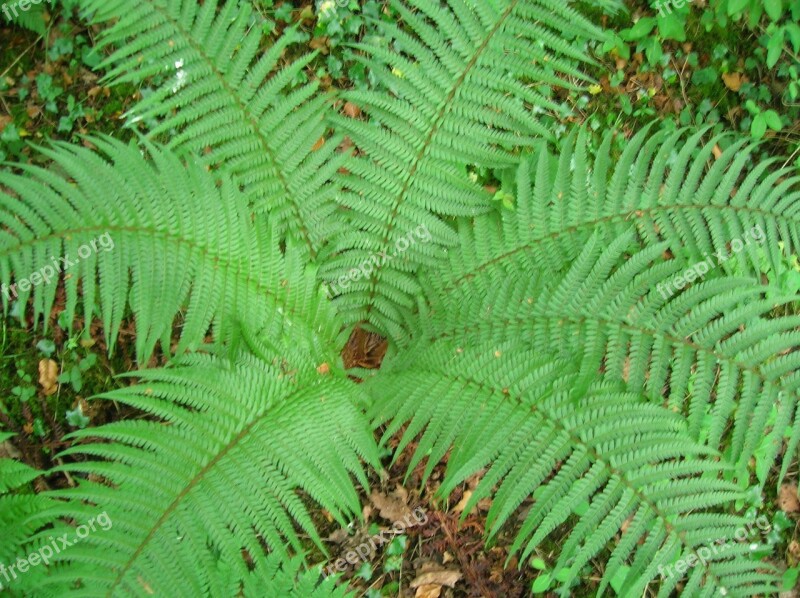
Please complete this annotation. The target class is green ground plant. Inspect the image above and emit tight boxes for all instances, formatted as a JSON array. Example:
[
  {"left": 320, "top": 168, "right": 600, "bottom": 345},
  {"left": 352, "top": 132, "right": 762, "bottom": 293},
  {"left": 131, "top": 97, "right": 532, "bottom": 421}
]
[{"left": 1, "top": 0, "right": 799, "bottom": 596}]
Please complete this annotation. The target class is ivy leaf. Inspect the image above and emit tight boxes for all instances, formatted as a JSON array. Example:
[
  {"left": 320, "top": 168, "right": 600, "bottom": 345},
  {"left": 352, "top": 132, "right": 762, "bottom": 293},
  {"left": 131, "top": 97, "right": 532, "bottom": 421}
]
[
  {"left": 642, "top": 37, "right": 663, "bottom": 64},
  {"left": 766, "top": 30, "right": 784, "bottom": 67},
  {"left": 36, "top": 340, "right": 56, "bottom": 357},
  {"left": 657, "top": 12, "right": 686, "bottom": 41},
  {"left": 66, "top": 406, "right": 90, "bottom": 429},
  {"left": 727, "top": 0, "right": 750, "bottom": 15},
  {"left": 763, "top": 0, "right": 783, "bottom": 21},
  {"left": 786, "top": 23, "right": 800, "bottom": 52},
  {"left": 763, "top": 109, "right": 783, "bottom": 131},
  {"left": 531, "top": 573, "right": 551, "bottom": 593},
  {"left": 751, "top": 113, "right": 768, "bottom": 139},
  {"left": 621, "top": 17, "right": 656, "bottom": 41},
  {"left": 530, "top": 557, "right": 547, "bottom": 570}
]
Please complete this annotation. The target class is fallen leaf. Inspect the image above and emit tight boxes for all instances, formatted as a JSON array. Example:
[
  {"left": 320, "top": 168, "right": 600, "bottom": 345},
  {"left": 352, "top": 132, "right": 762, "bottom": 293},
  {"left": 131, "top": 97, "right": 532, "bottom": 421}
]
[
  {"left": 415, "top": 585, "right": 441, "bottom": 598},
  {"left": 453, "top": 490, "right": 472, "bottom": 514},
  {"left": 0, "top": 440, "right": 22, "bottom": 460},
  {"left": 309, "top": 37, "right": 330, "bottom": 54},
  {"left": 0, "top": 115, "right": 12, "bottom": 133},
  {"left": 343, "top": 102, "right": 361, "bottom": 118},
  {"left": 410, "top": 566, "right": 462, "bottom": 589},
  {"left": 779, "top": 484, "right": 800, "bottom": 513},
  {"left": 370, "top": 486, "right": 412, "bottom": 522},
  {"left": 722, "top": 72, "right": 742, "bottom": 92},
  {"left": 325, "top": 527, "right": 351, "bottom": 544},
  {"left": 311, "top": 136, "right": 325, "bottom": 151},
  {"left": 789, "top": 540, "right": 800, "bottom": 560},
  {"left": 316, "top": 363, "right": 330, "bottom": 375},
  {"left": 38, "top": 359, "right": 58, "bottom": 396}
]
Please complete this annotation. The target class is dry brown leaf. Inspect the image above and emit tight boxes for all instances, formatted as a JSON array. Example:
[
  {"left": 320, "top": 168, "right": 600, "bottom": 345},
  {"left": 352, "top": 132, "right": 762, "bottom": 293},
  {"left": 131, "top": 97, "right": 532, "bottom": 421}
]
[
  {"left": 712, "top": 144, "right": 723, "bottom": 160},
  {"left": 0, "top": 440, "right": 22, "bottom": 460},
  {"left": 38, "top": 359, "right": 58, "bottom": 396},
  {"left": 370, "top": 486, "right": 412, "bottom": 522},
  {"left": 309, "top": 37, "right": 330, "bottom": 54},
  {"left": 325, "top": 527, "right": 350, "bottom": 544},
  {"left": 0, "top": 115, "right": 11, "bottom": 134},
  {"left": 789, "top": 540, "right": 800, "bottom": 560},
  {"left": 410, "top": 567, "right": 462, "bottom": 589},
  {"left": 316, "top": 362, "right": 330, "bottom": 375},
  {"left": 722, "top": 72, "right": 742, "bottom": 92},
  {"left": 453, "top": 490, "right": 472, "bottom": 514},
  {"left": 415, "top": 585, "right": 442, "bottom": 598},
  {"left": 779, "top": 484, "right": 800, "bottom": 513},
  {"left": 343, "top": 102, "right": 361, "bottom": 118},
  {"left": 311, "top": 136, "right": 325, "bottom": 151}
]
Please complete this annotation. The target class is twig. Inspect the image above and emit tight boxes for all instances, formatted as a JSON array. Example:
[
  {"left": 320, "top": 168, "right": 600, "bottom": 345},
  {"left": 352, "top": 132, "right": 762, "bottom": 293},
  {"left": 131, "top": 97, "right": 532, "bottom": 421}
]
[{"left": 0, "top": 34, "right": 43, "bottom": 80}]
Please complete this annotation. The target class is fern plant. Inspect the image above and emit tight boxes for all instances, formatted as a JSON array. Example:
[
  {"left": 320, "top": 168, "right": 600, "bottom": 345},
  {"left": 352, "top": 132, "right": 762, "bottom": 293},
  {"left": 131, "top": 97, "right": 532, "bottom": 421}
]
[{"left": 1, "top": 0, "right": 798, "bottom": 596}]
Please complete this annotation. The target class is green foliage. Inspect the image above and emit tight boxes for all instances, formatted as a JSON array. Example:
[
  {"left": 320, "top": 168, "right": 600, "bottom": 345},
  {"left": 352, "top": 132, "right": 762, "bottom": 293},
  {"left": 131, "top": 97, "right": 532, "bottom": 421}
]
[
  {"left": 0, "top": 0, "right": 798, "bottom": 596},
  {"left": 25, "top": 329, "right": 378, "bottom": 595},
  {"left": 78, "top": 0, "right": 348, "bottom": 256},
  {"left": 599, "top": 0, "right": 800, "bottom": 156},
  {"left": 0, "top": 431, "right": 53, "bottom": 568},
  {"left": 321, "top": 0, "right": 606, "bottom": 338}
]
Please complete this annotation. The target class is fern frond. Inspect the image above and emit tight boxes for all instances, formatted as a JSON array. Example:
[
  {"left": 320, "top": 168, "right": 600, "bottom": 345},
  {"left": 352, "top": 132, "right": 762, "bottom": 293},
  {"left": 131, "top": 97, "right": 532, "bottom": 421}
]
[
  {"left": 0, "top": 138, "right": 343, "bottom": 363},
  {"left": 77, "top": 0, "right": 345, "bottom": 255},
  {"left": 441, "top": 126, "right": 800, "bottom": 282},
  {"left": 237, "top": 554, "right": 354, "bottom": 598},
  {"left": 321, "top": 0, "right": 605, "bottom": 339},
  {"left": 25, "top": 332, "right": 378, "bottom": 596},
  {"left": 418, "top": 228, "right": 800, "bottom": 478},
  {"left": 369, "top": 342, "right": 778, "bottom": 596},
  {"left": 0, "top": 432, "right": 53, "bottom": 570}
]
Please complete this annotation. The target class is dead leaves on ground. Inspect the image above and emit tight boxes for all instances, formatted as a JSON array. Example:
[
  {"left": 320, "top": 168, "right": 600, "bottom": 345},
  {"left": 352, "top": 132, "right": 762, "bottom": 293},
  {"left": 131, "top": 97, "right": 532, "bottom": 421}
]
[
  {"left": 38, "top": 359, "right": 58, "bottom": 396},
  {"left": 779, "top": 483, "right": 800, "bottom": 513},
  {"left": 411, "top": 561, "right": 463, "bottom": 598}
]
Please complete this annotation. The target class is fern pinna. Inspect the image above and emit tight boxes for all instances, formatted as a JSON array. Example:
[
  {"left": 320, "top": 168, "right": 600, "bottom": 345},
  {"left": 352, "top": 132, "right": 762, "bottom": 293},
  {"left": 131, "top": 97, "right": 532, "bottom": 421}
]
[{"left": 0, "top": 0, "right": 797, "bottom": 596}]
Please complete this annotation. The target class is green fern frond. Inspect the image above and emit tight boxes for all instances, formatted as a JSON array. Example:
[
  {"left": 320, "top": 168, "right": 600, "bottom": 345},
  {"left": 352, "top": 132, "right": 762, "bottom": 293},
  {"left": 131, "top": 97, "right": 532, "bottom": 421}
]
[
  {"left": 237, "top": 554, "right": 354, "bottom": 598},
  {"left": 369, "top": 342, "right": 778, "bottom": 596},
  {"left": 23, "top": 333, "right": 378, "bottom": 596},
  {"left": 417, "top": 227, "right": 800, "bottom": 477},
  {"left": 440, "top": 126, "right": 800, "bottom": 283},
  {"left": 321, "top": 0, "right": 605, "bottom": 339},
  {"left": 0, "top": 432, "right": 54, "bottom": 571},
  {"left": 0, "top": 138, "right": 343, "bottom": 363},
  {"left": 77, "top": 0, "right": 345, "bottom": 255}
]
